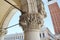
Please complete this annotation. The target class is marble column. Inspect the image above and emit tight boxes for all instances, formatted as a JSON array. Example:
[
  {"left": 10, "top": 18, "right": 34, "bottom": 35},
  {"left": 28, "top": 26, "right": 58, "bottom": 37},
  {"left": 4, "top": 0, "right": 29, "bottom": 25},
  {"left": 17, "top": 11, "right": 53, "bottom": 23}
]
[
  {"left": 19, "top": 13, "right": 46, "bottom": 40},
  {"left": 19, "top": 0, "right": 46, "bottom": 40}
]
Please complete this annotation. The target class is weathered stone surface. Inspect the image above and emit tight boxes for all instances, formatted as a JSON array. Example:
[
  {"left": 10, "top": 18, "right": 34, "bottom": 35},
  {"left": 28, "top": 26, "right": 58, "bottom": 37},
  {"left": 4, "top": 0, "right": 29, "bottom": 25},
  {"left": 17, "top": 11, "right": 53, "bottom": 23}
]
[
  {"left": 19, "top": 13, "right": 44, "bottom": 30},
  {"left": 20, "top": 0, "right": 28, "bottom": 12},
  {"left": 19, "top": 0, "right": 46, "bottom": 30},
  {"left": 20, "top": 0, "right": 46, "bottom": 18}
]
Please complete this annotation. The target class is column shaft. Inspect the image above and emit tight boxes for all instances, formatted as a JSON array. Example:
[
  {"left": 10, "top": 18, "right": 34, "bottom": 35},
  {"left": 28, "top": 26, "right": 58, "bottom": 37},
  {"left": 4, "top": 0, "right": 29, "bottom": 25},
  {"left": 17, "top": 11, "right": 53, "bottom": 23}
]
[{"left": 24, "top": 29, "right": 40, "bottom": 40}]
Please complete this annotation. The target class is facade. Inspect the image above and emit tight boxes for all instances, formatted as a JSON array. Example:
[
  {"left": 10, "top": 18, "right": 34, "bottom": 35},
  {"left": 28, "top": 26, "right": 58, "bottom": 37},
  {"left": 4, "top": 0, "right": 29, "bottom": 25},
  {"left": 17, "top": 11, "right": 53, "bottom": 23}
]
[
  {"left": 55, "top": 34, "right": 60, "bottom": 40},
  {"left": 47, "top": 0, "right": 60, "bottom": 34},
  {"left": 4, "top": 33, "right": 24, "bottom": 40},
  {"left": 40, "top": 27, "right": 56, "bottom": 40}
]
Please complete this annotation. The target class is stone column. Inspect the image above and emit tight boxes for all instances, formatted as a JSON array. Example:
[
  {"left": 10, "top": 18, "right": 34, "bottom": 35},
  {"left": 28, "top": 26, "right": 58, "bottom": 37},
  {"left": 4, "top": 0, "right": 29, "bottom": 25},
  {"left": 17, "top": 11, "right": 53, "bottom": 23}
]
[
  {"left": 19, "top": 12, "right": 45, "bottom": 40},
  {"left": 19, "top": 0, "right": 46, "bottom": 40},
  {"left": 0, "top": 28, "right": 7, "bottom": 40}
]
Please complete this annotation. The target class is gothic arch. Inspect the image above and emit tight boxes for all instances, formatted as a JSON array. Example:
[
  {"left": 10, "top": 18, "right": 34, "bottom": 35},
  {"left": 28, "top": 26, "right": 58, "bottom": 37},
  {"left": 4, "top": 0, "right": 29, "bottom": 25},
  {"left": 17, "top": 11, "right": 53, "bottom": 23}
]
[{"left": 2, "top": 7, "right": 20, "bottom": 30}]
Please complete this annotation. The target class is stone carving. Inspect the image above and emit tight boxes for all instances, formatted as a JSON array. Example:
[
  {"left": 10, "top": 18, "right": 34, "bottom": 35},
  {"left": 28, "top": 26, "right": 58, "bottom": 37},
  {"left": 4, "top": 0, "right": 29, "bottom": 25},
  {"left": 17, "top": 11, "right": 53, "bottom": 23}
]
[
  {"left": 37, "top": 0, "right": 46, "bottom": 18},
  {"left": 19, "top": 13, "right": 44, "bottom": 30},
  {"left": 20, "top": 0, "right": 46, "bottom": 17},
  {"left": 19, "top": 0, "right": 46, "bottom": 31}
]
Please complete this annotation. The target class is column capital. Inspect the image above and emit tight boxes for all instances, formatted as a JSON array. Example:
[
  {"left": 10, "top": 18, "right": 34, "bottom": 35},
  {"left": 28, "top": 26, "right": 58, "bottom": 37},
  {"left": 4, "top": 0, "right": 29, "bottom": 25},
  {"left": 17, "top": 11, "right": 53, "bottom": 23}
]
[
  {"left": 19, "top": 13, "right": 44, "bottom": 30},
  {"left": 19, "top": 0, "right": 46, "bottom": 31}
]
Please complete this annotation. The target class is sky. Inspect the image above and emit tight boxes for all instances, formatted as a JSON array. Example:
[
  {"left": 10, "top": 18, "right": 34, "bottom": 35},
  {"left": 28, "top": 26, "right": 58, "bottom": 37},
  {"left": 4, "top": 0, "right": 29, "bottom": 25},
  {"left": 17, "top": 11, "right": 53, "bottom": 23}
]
[
  {"left": 7, "top": 0, "right": 60, "bottom": 35},
  {"left": 7, "top": 10, "right": 23, "bottom": 34}
]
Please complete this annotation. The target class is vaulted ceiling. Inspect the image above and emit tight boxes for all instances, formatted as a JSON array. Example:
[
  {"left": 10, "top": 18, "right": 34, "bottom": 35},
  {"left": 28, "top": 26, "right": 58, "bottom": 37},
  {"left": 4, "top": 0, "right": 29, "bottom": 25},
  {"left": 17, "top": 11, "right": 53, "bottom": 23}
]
[{"left": 0, "top": 0, "right": 21, "bottom": 27}]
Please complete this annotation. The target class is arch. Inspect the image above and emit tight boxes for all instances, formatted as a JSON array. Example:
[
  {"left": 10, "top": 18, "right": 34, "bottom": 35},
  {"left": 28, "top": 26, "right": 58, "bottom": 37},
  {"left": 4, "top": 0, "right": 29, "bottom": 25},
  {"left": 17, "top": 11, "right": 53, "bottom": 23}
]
[
  {"left": 2, "top": 7, "right": 22, "bottom": 33},
  {"left": 2, "top": 8, "right": 16, "bottom": 28}
]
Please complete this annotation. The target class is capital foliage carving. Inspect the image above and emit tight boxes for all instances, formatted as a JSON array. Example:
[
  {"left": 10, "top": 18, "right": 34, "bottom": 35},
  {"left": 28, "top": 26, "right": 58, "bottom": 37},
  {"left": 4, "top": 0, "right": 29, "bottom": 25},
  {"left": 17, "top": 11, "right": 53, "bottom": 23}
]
[{"left": 19, "top": 13, "right": 45, "bottom": 30}]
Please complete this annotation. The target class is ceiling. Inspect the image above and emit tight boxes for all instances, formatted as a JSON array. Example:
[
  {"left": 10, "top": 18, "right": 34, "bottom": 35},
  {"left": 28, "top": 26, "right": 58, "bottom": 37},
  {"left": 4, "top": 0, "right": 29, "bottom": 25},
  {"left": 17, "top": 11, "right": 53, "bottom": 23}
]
[{"left": 0, "top": 0, "right": 21, "bottom": 27}]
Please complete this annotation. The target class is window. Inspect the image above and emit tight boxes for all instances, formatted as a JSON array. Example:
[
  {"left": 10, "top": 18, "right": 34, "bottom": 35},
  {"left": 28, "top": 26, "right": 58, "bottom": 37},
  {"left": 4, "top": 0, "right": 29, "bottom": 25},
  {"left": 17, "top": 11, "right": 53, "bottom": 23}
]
[
  {"left": 43, "top": 33, "right": 45, "bottom": 38},
  {"left": 40, "top": 33, "right": 45, "bottom": 38},
  {"left": 40, "top": 33, "right": 41, "bottom": 38},
  {"left": 48, "top": 0, "right": 52, "bottom": 2},
  {"left": 57, "top": 39, "right": 60, "bottom": 40},
  {"left": 49, "top": 39, "right": 51, "bottom": 40}
]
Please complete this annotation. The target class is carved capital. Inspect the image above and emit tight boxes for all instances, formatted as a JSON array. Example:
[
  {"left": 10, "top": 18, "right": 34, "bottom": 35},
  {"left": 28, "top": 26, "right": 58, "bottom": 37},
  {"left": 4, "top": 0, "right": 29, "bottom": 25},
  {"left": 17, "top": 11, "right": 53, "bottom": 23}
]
[{"left": 19, "top": 13, "right": 44, "bottom": 30}]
